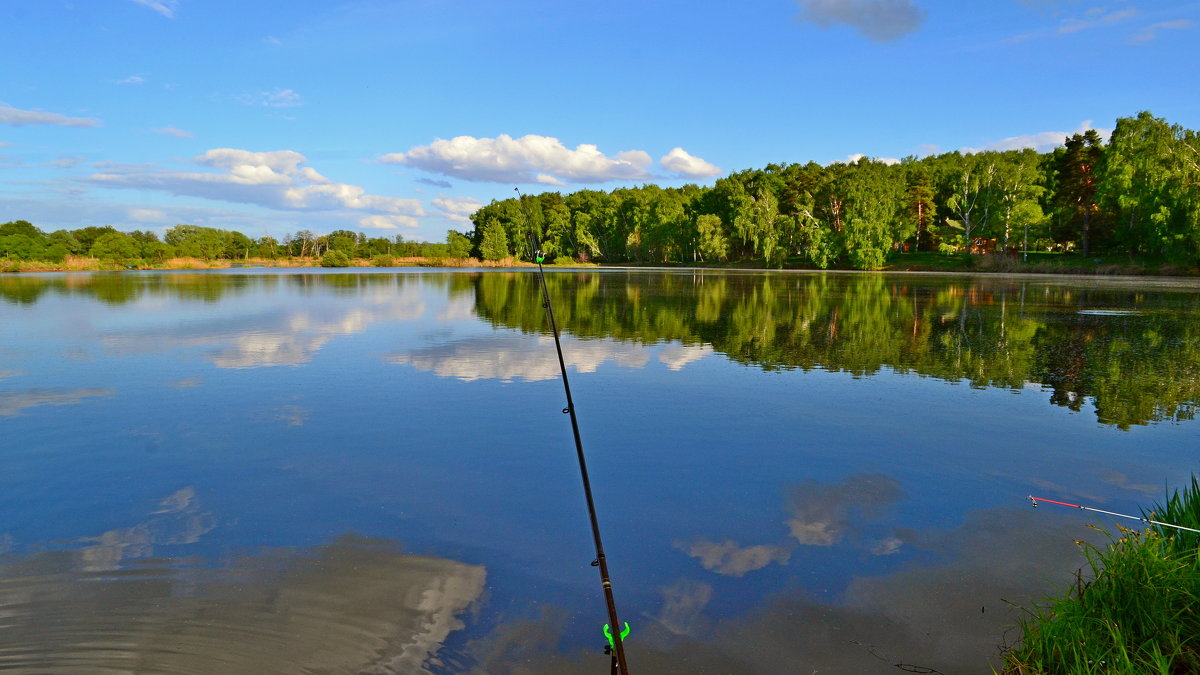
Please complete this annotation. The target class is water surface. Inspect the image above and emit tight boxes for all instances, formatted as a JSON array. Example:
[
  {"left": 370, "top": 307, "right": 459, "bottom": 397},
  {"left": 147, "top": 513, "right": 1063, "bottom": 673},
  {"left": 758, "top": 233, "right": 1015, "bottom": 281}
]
[{"left": 1, "top": 269, "right": 1198, "bottom": 673}]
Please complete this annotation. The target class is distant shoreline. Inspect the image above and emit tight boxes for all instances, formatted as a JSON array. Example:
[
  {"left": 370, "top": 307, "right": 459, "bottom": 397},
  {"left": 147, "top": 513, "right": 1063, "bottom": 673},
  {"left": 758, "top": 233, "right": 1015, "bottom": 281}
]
[{"left": 3, "top": 253, "right": 1197, "bottom": 278}]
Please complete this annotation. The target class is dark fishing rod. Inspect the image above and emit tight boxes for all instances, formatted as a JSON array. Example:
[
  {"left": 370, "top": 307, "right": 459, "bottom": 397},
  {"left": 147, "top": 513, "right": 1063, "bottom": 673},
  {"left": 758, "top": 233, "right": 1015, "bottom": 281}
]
[{"left": 516, "top": 187, "right": 630, "bottom": 674}]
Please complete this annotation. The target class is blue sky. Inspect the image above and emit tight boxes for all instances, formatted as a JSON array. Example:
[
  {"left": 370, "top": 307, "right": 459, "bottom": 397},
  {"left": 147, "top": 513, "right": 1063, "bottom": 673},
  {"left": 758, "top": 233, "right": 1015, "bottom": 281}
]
[{"left": 1, "top": 0, "right": 1197, "bottom": 242}]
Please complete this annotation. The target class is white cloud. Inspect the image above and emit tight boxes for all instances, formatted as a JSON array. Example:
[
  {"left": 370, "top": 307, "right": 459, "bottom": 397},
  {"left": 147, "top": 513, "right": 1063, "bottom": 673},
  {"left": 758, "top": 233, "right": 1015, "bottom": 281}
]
[
  {"left": 961, "top": 120, "right": 1113, "bottom": 153},
  {"left": 382, "top": 134, "right": 657, "bottom": 184},
  {"left": 84, "top": 148, "right": 425, "bottom": 221},
  {"left": 116, "top": 75, "right": 146, "bottom": 85},
  {"left": 1130, "top": 18, "right": 1194, "bottom": 44},
  {"left": 238, "top": 88, "right": 303, "bottom": 108},
  {"left": 1058, "top": 7, "right": 1138, "bottom": 34},
  {"left": 129, "top": 208, "right": 167, "bottom": 223},
  {"left": 1008, "top": 4, "right": 1148, "bottom": 43},
  {"left": 45, "top": 156, "right": 87, "bottom": 169},
  {"left": 359, "top": 215, "right": 418, "bottom": 229},
  {"left": 432, "top": 196, "right": 484, "bottom": 223},
  {"left": 264, "top": 35, "right": 283, "bottom": 46},
  {"left": 0, "top": 105, "right": 100, "bottom": 128},
  {"left": 796, "top": 0, "right": 926, "bottom": 43},
  {"left": 844, "top": 153, "right": 900, "bottom": 165},
  {"left": 660, "top": 147, "right": 722, "bottom": 178},
  {"left": 155, "top": 125, "right": 192, "bottom": 138},
  {"left": 0, "top": 193, "right": 282, "bottom": 235},
  {"left": 197, "top": 149, "right": 326, "bottom": 183},
  {"left": 616, "top": 149, "right": 653, "bottom": 167},
  {"left": 131, "top": 0, "right": 178, "bottom": 18}
]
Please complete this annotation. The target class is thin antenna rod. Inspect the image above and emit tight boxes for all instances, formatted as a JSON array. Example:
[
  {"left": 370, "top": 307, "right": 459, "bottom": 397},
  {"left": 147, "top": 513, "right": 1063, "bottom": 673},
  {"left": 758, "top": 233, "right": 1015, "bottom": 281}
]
[
  {"left": 1029, "top": 495, "right": 1200, "bottom": 534},
  {"left": 516, "top": 187, "right": 630, "bottom": 674}
]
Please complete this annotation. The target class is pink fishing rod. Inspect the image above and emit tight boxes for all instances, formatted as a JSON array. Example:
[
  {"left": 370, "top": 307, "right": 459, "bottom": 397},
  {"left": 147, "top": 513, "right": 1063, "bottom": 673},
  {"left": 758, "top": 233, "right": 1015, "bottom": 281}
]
[{"left": 1029, "top": 495, "right": 1200, "bottom": 534}]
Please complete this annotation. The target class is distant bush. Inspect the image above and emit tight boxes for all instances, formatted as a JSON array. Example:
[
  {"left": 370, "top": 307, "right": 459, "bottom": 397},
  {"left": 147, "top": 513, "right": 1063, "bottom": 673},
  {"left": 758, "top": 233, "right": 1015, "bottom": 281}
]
[
  {"left": 43, "top": 244, "right": 69, "bottom": 263},
  {"left": 1096, "top": 263, "right": 1145, "bottom": 276},
  {"left": 480, "top": 221, "right": 510, "bottom": 261},
  {"left": 89, "top": 232, "right": 140, "bottom": 261},
  {"left": 553, "top": 256, "right": 575, "bottom": 266},
  {"left": 321, "top": 250, "right": 351, "bottom": 267},
  {"left": 973, "top": 253, "right": 1020, "bottom": 272},
  {"left": 372, "top": 254, "right": 395, "bottom": 267}
]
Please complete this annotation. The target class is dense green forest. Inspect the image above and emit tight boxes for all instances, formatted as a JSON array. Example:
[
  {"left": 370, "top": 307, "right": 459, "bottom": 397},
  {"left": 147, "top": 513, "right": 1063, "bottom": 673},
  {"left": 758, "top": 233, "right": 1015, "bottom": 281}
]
[
  {"left": 2, "top": 111, "right": 1196, "bottom": 271},
  {"left": 470, "top": 111, "right": 1200, "bottom": 268},
  {"left": 0, "top": 219, "right": 469, "bottom": 267},
  {"left": 2, "top": 270, "right": 1195, "bottom": 429}
]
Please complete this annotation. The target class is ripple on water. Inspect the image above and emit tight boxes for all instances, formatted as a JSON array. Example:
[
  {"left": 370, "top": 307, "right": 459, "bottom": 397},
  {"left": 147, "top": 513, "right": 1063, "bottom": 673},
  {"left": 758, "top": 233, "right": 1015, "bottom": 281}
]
[{"left": 0, "top": 536, "right": 486, "bottom": 674}]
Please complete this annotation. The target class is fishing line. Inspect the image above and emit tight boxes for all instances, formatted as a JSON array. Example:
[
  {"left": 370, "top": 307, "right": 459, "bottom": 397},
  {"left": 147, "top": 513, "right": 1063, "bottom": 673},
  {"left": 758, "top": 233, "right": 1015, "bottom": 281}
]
[
  {"left": 516, "top": 188, "right": 631, "bottom": 674},
  {"left": 1028, "top": 495, "right": 1200, "bottom": 534}
]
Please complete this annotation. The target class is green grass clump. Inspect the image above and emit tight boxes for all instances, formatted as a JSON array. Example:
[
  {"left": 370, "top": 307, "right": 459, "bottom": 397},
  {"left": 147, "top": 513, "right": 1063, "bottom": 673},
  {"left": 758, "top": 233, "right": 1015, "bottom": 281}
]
[{"left": 1003, "top": 478, "right": 1200, "bottom": 674}]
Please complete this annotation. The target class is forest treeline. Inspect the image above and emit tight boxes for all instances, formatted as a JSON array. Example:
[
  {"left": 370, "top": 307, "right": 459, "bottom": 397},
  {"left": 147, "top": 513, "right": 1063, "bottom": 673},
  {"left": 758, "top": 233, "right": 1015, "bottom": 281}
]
[
  {"left": 2, "top": 111, "right": 1196, "bottom": 271},
  {"left": 0, "top": 221, "right": 474, "bottom": 267},
  {"left": 469, "top": 111, "right": 1200, "bottom": 268},
  {"left": 3, "top": 270, "right": 1195, "bottom": 429}
]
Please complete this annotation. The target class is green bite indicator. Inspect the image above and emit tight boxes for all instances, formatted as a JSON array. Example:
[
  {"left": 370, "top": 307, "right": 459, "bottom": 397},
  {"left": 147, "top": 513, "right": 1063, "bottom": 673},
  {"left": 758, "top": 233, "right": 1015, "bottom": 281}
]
[{"left": 603, "top": 622, "right": 631, "bottom": 650}]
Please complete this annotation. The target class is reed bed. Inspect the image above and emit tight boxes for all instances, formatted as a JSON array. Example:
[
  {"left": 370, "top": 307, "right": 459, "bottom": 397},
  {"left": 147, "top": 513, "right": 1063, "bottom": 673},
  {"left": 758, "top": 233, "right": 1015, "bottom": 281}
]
[{"left": 1003, "top": 477, "right": 1200, "bottom": 674}]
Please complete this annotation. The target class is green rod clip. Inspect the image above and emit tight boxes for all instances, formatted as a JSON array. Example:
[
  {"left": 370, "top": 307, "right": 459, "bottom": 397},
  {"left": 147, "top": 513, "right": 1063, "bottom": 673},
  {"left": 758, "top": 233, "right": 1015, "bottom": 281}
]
[{"left": 603, "top": 622, "right": 631, "bottom": 650}]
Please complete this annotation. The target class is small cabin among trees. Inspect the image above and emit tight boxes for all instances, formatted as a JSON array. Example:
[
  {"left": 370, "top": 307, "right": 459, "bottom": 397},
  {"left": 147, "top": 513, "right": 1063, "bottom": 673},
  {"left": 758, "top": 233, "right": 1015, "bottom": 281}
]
[{"left": 969, "top": 238, "right": 998, "bottom": 255}]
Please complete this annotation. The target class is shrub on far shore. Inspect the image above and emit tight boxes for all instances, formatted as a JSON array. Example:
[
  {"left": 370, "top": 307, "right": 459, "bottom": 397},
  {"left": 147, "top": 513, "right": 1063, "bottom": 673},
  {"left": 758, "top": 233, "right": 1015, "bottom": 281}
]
[
  {"left": 372, "top": 254, "right": 394, "bottom": 267},
  {"left": 321, "top": 250, "right": 351, "bottom": 267}
]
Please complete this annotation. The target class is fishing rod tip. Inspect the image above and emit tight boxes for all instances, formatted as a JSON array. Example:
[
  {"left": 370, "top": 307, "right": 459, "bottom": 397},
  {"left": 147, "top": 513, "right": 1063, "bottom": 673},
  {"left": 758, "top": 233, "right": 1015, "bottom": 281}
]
[{"left": 1028, "top": 495, "right": 1038, "bottom": 508}]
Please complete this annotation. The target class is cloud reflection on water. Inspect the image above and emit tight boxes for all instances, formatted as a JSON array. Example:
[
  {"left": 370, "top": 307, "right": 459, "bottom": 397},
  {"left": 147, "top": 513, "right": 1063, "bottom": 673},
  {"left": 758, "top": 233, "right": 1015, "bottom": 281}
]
[
  {"left": 786, "top": 474, "right": 905, "bottom": 547},
  {"left": 99, "top": 290, "right": 426, "bottom": 369},
  {"left": 0, "top": 387, "right": 113, "bottom": 416},
  {"left": 675, "top": 539, "right": 790, "bottom": 577},
  {"left": 657, "top": 343, "right": 713, "bottom": 371},
  {"left": 656, "top": 580, "right": 714, "bottom": 636},
  {"left": 461, "top": 505, "right": 1100, "bottom": 674},
  {"left": 390, "top": 335, "right": 650, "bottom": 382},
  {"left": 69, "top": 487, "right": 216, "bottom": 572},
  {"left": 389, "top": 335, "right": 711, "bottom": 382},
  {"left": 0, "top": 491, "right": 486, "bottom": 674}
]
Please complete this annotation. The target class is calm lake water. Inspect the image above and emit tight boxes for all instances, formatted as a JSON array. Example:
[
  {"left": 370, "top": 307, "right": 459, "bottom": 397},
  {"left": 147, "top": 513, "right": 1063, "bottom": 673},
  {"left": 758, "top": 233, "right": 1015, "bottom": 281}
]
[{"left": 1, "top": 268, "right": 1198, "bottom": 674}]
